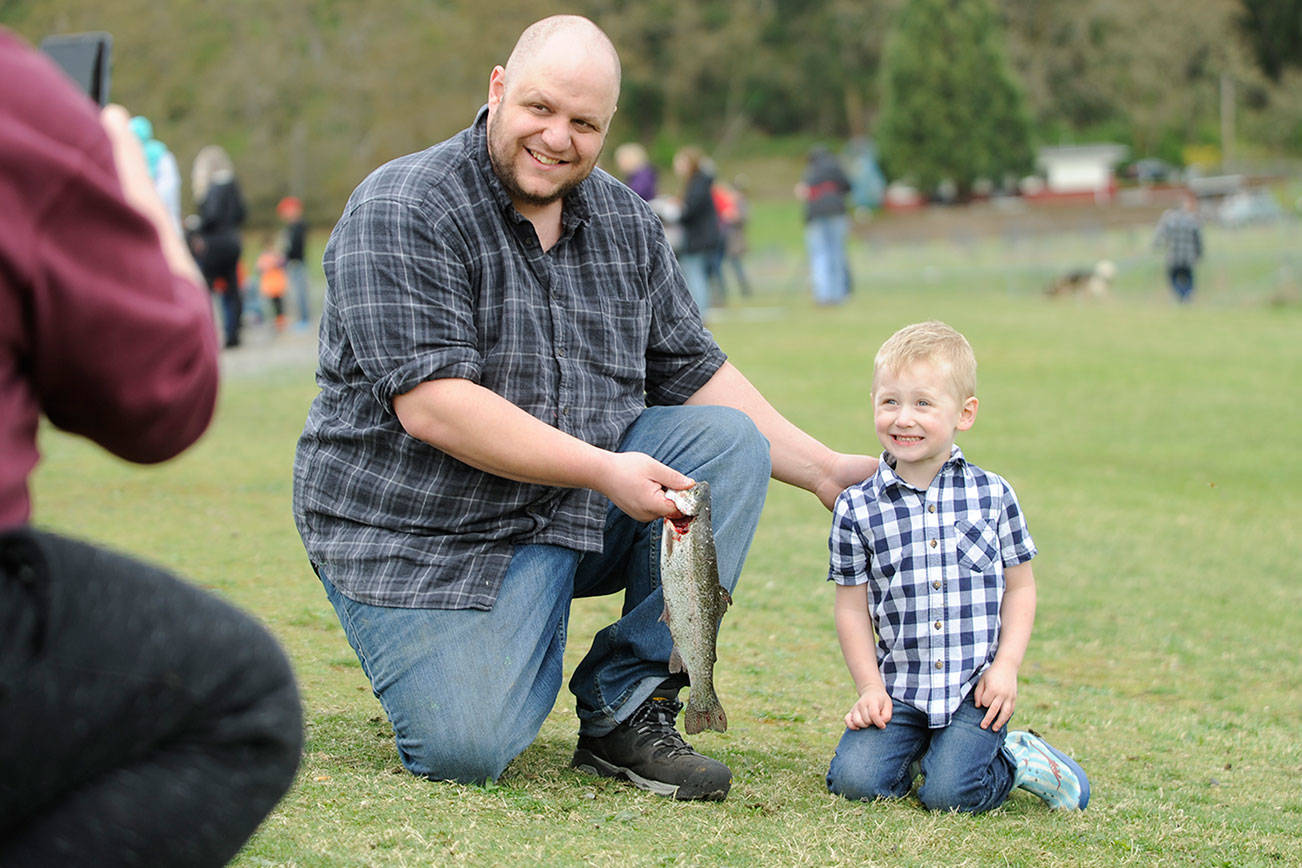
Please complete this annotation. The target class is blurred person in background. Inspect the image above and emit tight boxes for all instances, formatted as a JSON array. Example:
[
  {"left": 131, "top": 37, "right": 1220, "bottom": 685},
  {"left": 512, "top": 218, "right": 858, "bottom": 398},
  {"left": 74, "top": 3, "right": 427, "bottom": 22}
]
[
  {"left": 277, "top": 195, "right": 312, "bottom": 329},
  {"left": 1153, "top": 190, "right": 1203, "bottom": 304},
  {"left": 614, "top": 141, "right": 657, "bottom": 202},
  {"left": 672, "top": 145, "right": 723, "bottom": 315},
  {"left": 711, "top": 176, "right": 751, "bottom": 300},
  {"left": 191, "top": 143, "right": 247, "bottom": 347},
  {"left": 128, "top": 114, "right": 182, "bottom": 236},
  {"left": 796, "top": 145, "right": 852, "bottom": 306}
]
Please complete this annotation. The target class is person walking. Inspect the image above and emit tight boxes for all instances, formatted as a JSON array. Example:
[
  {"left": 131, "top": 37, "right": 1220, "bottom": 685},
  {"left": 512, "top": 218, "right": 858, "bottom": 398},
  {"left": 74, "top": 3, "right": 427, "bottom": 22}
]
[{"left": 1153, "top": 190, "right": 1203, "bottom": 303}]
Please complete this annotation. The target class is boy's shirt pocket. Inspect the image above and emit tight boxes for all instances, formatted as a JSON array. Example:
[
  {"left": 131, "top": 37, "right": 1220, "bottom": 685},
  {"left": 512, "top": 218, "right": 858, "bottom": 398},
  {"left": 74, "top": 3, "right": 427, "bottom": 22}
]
[{"left": 954, "top": 516, "right": 1000, "bottom": 574}]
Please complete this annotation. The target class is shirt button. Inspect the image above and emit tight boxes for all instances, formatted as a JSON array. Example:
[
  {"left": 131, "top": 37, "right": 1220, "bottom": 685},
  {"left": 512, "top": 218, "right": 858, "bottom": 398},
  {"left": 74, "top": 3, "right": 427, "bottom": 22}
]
[
  {"left": 932, "top": 580, "right": 941, "bottom": 589},
  {"left": 929, "top": 539, "right": 937, "bottom": 548},
  {"left": 935, "top": 660, "right": 944, "bottom": 670},
  {"left": 928, "top": 504, "right": 936, "bottom": 513},
  {"left": 934, "top": 620, "right": 942, "bottom": 630}
]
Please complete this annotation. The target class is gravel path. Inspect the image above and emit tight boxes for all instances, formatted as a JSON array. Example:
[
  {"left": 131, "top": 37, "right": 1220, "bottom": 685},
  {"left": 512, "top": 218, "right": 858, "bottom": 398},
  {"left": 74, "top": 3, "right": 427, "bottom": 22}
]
[{"left": 218, "top": 318, "right": 319, "bottom": 380}]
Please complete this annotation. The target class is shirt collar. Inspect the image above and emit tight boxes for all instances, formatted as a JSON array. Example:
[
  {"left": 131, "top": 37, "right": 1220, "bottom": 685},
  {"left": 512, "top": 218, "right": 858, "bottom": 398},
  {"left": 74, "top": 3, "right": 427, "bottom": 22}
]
[
  {"left": 469, "top": 104, "right": 592, "bottom": 234},
  {"left": 877, "top": 444, "right": 967, "bottom": 492}
]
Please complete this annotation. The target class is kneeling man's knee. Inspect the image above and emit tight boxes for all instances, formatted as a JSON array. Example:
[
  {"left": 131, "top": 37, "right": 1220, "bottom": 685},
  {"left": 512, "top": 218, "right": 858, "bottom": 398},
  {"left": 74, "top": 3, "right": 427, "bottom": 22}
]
[
  {"left": 700, "top": 405, "right": 771, "bottom": 481},
  {"left": 397, "top": 729, "right": 517, "bottom": 786}
]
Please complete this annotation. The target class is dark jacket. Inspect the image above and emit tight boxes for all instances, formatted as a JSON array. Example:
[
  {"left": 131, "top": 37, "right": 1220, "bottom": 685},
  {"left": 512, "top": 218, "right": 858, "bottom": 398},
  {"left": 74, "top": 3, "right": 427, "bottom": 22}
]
[
  {"left": 679, "top": 169, "right": 722, "bottom": 254},
  {"left": 801, "top": 148, "right": 851, "bottom": 222},
  {"left": 196, "top": 178, "right": 246, "bottom": 277}
]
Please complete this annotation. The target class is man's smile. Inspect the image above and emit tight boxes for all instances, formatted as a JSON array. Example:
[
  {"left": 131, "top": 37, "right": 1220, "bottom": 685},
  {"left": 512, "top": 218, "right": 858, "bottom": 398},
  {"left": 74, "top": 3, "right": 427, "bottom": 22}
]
[{"left": 527, "top": 147, "right": 566, "bottom": 166}]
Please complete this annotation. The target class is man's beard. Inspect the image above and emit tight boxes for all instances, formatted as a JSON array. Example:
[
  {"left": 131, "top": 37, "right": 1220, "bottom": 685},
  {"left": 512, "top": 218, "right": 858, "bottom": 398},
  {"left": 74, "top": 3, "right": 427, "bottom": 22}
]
[{"left": 487, "top": 122, "right": 595, "bottom": 208}]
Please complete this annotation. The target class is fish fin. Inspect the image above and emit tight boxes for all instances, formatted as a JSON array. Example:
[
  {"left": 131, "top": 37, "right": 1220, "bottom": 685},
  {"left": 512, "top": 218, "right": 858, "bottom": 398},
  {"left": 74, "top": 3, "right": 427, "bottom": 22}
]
[
  {"left": 668, "top": 646, "right": 685, "bottom": 674},
  {"left": 684, "top": 703, "right": 728, "bottom": 735}
]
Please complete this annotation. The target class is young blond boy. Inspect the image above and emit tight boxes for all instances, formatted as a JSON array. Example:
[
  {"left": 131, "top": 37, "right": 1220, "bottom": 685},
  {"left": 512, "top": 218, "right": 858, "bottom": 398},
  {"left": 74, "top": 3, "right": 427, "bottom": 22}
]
[{"left": 825, "top": 321, "right": 1089, "bottom": 812}]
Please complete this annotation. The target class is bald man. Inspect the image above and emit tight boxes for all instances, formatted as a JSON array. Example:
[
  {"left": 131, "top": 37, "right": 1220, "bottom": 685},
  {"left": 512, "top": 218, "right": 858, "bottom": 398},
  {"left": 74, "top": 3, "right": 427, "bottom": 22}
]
[{"left": 294, "top": 15, "right": 875, "bottom": 801}]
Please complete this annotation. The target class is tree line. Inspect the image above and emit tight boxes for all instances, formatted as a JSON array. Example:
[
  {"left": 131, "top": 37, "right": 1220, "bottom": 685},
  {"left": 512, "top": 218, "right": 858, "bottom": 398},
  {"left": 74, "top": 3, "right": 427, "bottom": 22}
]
[{"left": 4, "top": 0, "right": 1300, "bottom": 222}]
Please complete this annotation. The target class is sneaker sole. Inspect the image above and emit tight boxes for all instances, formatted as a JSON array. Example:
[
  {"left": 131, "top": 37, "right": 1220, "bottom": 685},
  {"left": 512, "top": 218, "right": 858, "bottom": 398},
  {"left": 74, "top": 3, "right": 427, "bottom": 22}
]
[{"left": 572, "top": 749, "right": 729, "bottom": 801}]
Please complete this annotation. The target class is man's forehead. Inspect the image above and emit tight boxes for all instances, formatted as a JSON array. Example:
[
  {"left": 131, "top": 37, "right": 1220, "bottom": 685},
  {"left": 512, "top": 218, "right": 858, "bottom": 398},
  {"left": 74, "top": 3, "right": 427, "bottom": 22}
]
[{"left": 505, "top": 61, "right": 617, "bottom": 120}]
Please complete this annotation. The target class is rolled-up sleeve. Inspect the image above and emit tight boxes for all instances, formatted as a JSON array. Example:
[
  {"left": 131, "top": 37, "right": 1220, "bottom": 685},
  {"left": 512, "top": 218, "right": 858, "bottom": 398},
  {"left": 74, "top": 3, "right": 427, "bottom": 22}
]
[{"left": 328, "top": 195, "right": 483, "bottom": 410}]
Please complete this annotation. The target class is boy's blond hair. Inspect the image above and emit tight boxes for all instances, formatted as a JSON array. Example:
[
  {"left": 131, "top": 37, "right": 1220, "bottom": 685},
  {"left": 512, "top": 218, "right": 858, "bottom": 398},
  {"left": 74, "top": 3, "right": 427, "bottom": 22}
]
[{"left": 872, "top": 321, "right": 977, "bottom": 401}]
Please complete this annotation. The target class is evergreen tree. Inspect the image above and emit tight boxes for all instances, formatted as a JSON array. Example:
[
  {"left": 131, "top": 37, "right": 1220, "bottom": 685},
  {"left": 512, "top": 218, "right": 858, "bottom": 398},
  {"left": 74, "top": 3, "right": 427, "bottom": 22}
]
[
  {"left": 876, "top": 0, "right": 1033, "bottom": 196},
  {"left": 1239, "top": 0, "right": 1302, "bottom": 80}
]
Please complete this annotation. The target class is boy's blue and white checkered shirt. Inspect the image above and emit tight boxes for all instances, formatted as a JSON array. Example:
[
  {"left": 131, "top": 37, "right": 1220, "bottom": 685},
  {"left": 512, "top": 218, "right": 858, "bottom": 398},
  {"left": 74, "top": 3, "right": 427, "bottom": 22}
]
[{"left": 828, "top": 445, "right": 1036, "bottom": 728}]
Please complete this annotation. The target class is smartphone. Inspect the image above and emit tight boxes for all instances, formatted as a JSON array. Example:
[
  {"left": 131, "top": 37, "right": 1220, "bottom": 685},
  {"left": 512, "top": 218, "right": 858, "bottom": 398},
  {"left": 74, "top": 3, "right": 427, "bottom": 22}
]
[{"left": 40, "top": 32, "right": 113, "bottom": 106}]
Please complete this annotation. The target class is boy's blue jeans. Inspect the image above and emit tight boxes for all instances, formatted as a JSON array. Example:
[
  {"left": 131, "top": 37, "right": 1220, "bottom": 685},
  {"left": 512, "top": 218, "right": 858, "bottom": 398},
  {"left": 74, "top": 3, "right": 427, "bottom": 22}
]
[
  {"left": 319, "top": 405, "right": 770, "bottom": 784},
  {"left": 826, "top": 695, "right": 1017, "bottom": 813}
]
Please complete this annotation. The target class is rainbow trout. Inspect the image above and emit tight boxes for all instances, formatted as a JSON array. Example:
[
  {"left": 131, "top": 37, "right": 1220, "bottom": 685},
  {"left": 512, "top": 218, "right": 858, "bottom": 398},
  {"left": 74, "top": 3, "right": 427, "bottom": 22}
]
[{"left": 661, "top": 481, "right": 731, "bottom": 734}]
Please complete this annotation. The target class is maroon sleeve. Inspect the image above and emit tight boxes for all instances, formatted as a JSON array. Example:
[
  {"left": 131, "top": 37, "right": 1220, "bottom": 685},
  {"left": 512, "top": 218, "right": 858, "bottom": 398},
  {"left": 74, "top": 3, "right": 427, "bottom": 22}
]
[{"left": 3, "top": 30, "right": 219, "bottom": 467}]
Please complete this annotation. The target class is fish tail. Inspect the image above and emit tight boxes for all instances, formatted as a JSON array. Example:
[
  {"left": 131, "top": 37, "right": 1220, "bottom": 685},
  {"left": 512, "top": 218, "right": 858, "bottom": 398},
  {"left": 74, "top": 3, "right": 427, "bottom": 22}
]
[{"left": 684, "top": 695, "right": 728, "bottom": 734}]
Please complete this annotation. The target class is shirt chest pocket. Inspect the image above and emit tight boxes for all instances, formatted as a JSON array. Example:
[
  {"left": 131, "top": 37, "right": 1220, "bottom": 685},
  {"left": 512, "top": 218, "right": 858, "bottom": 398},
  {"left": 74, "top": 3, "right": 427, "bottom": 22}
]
[
  {"left": 954, "top": 517, "right": 1000, "bottom": 573},
  {"left": 580, "top": 295, "right": 649, "bottom": 381}
]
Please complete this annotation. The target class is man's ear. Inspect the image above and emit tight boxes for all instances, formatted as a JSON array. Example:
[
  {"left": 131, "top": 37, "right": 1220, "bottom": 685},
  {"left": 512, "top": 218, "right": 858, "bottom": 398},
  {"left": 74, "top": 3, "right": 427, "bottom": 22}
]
[
  {"left": 488, "top": 65, "right": 507, "bottom": 109},
  {"left": 956, "top": 395, "right": 979, "bottom": 431}
]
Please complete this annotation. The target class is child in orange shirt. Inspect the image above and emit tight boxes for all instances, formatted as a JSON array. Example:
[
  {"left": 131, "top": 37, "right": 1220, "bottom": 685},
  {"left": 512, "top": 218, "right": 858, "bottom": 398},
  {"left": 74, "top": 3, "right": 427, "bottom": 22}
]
[{"left": 255, "top": 234, "right": 288, "bottom": 332}]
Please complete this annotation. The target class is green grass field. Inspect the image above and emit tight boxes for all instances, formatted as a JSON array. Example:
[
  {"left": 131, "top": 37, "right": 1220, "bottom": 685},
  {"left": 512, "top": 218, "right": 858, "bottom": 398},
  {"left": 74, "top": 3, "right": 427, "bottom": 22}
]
[{"left": 30, "top": 216, "right": 1302, "bottom": 866}]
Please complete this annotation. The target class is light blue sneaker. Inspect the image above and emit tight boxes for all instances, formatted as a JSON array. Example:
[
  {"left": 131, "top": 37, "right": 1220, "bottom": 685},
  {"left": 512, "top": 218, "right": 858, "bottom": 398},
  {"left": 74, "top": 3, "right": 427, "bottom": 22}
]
[{"left": 1005, "top": 730, "right": 1090, "bottom": 810}]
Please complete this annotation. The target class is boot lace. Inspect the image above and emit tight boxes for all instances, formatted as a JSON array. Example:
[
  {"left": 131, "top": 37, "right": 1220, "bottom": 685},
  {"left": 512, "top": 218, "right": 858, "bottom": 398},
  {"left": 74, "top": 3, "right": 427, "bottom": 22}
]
[{"left": 628, "top": 697, "right": 695, "bottom": 759}]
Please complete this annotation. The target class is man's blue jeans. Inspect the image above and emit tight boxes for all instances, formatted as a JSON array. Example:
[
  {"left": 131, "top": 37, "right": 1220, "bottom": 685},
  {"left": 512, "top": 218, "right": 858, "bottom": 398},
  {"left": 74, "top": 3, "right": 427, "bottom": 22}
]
[
  {"left": 319, "top": 405, "right": 770, "bottom": 784},
  {"left": 826, "top": 695, "right": 1017, "bottom": 813},
  {"left": 805, "top": 214, "right": 850, "bottom": 305}
]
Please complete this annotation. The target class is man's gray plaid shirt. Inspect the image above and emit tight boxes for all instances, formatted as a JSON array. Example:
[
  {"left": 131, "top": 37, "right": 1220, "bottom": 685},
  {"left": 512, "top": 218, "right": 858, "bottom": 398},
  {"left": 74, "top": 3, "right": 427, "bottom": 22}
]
[{"left": 293, "top": 107, "right": 726, "bottom": 610}]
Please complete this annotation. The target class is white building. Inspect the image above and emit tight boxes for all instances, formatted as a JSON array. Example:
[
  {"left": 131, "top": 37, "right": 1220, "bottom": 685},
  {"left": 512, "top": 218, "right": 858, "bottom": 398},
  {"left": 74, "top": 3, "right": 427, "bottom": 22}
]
[{"left": 1035, "top": 144, "right": 1129, "bottom": 195}]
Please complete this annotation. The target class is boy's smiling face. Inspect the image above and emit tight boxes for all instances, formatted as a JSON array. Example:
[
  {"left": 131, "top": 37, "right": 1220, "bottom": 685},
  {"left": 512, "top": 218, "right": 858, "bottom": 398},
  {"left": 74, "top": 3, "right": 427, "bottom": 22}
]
[{"left": 872, "top": 359, "right": 978, "bottom": 488}]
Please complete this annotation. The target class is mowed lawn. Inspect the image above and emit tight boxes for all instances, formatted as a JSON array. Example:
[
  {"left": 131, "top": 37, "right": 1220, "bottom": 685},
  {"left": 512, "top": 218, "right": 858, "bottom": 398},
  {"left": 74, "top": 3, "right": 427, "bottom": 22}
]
[{"left": 30, "top": 222, "right": 1302, "bottom": 866}]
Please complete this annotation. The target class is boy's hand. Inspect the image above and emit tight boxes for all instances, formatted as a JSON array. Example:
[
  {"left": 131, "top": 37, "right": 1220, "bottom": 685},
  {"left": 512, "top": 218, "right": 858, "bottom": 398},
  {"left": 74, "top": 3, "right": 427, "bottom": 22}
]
[
  {"left": 845, "top": 684, "right": 892, "bottom": 730},
  {"left": 973, "top": 661, "right": 1018, "bottom": 731}
]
